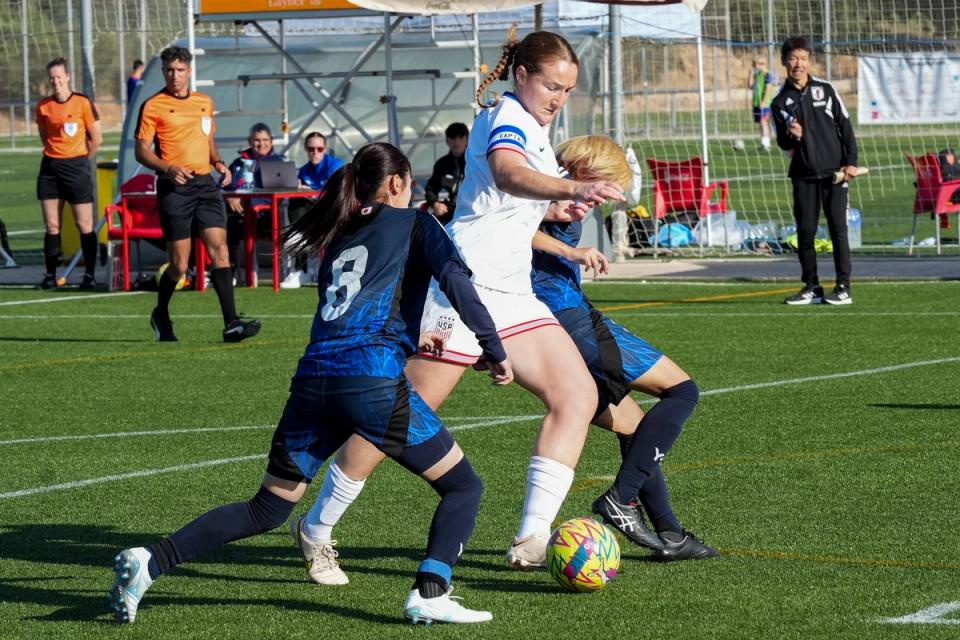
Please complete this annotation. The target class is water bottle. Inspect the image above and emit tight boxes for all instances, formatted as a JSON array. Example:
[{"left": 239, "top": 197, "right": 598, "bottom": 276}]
[
  {"left": 240, "top": 158, "right": 255, "bottom": 191},
  {"left": 846, "top": 207, "right": 862, "bottom": 249}
]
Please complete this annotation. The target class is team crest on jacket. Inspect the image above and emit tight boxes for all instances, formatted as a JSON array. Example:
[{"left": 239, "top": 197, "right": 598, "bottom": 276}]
[
  {"left": 811, "top": 86, "right": 824, "bottom": 101},
  {"left": 63, "top": 121, "right": 78, "bottom": 137},
  {"left": 201, "top": 116, "right": 212, "bottom": 135}
]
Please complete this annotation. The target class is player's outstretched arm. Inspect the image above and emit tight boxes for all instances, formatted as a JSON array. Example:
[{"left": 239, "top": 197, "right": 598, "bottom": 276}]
[{"left": 532, "top": 230, "right": 608, "bottom": 276}]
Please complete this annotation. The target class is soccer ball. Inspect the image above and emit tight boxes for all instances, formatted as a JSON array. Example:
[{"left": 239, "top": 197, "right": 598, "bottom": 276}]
[
  {"left": 732, "top": 138, "right": 746, "bottom": 152},
  {"left": 546, "top": 517, "right": 620, "bottom": 592},
  {"left": 156, "top": 263, "right": 189, "bottom": 290}
]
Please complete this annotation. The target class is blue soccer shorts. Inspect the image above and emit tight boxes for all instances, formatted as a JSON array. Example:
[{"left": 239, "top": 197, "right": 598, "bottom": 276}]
[
  {"left": 554, "top": 301, "right": 663, "bottom": 417},
  {"left": 266, "top": 374, "right": 450, "bottom": 482}
]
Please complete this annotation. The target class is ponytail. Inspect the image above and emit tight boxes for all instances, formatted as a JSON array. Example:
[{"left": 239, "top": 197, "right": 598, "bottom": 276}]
[
  {"left": 281, "top": 144, "right": 411, "bottom": 256},
  {"left": 476, "top": 24, "right": 518, "bottom": 107}
]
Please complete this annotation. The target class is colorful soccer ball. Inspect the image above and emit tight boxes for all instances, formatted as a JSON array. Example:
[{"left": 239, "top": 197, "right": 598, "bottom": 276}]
[{"left": 546, "top": 517, "right": 620, "bottom": 592}]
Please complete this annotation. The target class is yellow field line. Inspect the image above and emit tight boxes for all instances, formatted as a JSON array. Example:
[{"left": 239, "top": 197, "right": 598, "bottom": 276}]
[{"left": 597, "top": 287, "right": 798, "bottom": 313}]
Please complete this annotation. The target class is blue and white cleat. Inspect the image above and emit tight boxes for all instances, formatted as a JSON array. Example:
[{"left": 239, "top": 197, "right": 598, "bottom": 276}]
[
  {"left": 403, "top": 585, "right": 492, "bottom": 625},
  {"left": 108, "top": 547, "right": 155, "bottom": 624}
]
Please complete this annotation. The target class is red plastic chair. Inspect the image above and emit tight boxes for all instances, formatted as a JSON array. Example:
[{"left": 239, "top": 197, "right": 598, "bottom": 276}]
[
  {"left": 104, "top": 174, "right": 208, "bottom": 292},
  {"left": 646, "top": 156, "right": 728, "bottom": 221},
  {"left": 904, "top": 152, "right": 960, "bottom": 255}
]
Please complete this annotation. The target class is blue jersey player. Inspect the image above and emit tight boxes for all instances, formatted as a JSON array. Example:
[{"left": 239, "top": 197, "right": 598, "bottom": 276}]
[
  {"left": 289, "top": 136, "right": 717, "bottom": 578},
  {"left": 107, "top": 143, "right": 513, "bottom": 626},
  {"left": 531, "top": 135, "right": 716, "bottom": 561}
]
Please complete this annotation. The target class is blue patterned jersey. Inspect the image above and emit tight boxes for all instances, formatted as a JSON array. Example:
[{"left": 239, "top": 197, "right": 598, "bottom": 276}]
[
  {"left": 296, "top": 204, "right": 504, "bottom": 379},
  {"left": 531, "top": 219, "right": 587, "bottom": 313}
]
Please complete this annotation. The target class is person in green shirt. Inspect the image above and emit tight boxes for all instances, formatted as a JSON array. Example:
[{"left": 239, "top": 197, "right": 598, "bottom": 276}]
[{"left": 748, "top": 57, "right": 776, "bottom": 152}]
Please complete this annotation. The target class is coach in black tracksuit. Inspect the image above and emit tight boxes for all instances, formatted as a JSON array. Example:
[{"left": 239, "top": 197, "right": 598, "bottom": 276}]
[{"left": 771, "top": 36, "right": 858, "bottom": 306}]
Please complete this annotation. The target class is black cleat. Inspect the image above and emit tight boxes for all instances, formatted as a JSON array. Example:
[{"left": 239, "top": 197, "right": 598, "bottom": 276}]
[
  {"left": 38, "top": 274, "right": 58, "bottom": 290},
  {"left": 823, "top": 285, "right": 852, "bottom": 305},
  {"left": 784, "top": 286, "right": 824, "bottom": 305},
  {"left": 79, "top": 274, "right": 97, "bottom": 291},
  {"left": 150, "top": 308, "right": 178, "bottom": 342},
  {"left": 223, "top": 316, "right": 261, "bottom": 343},
  {"left": 651, "top": 529, "right": 719, "bottom": 562},
  {"left": 591, "top": 487, "right": 664, "bottom": 550}
]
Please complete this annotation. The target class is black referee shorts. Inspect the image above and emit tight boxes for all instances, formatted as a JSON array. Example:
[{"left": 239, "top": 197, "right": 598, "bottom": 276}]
[
  {"left": 36, "top": 156, "right": 94, "bottom": 204},
  {"left": 157, "top": 173, "right": 227, "bottom": 242}
]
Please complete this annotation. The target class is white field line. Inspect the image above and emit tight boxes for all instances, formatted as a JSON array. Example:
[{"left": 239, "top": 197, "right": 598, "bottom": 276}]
[
  {"left": 0, "top": 415, "right": 542, "bottom": 447},
  {"left": 723, "top": 162, "right": 905, "bottom": 183},
  {"left": 0, "top": 291, "right": 145, "bottom": 307},
  {"left": 0, "top": 455, "right": 265, "bottom": 500},
  {"left": 7, "top": 309, "right": 960, "bottom": 322},
  {"left": 0, "top": 415, "right": 542, "bottom": 500},
  {"left": 4, "top": 356, "right": 960, "bottom": 499}
]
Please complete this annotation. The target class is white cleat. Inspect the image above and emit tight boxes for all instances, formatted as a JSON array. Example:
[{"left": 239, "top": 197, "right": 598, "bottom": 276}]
[
  {"left": 289, "top": 515, "right": 349, "bottom": 585},
  {"left": 505, "top": 533, "right": 549, "bottom": 570},
  {"left": 403, "top": 585, "right": 492, "bottom": 625},
  {"left": 280, "top": 270, "right": 312, "bottom": 289},
  {"left": 108, "top": 547, "right": 154, "bottom": 624}
]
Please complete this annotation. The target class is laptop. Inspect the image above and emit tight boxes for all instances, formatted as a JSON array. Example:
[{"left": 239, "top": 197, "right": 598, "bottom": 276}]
[{"left": 259, "top": 160, "right": 299, "bottom": 189}]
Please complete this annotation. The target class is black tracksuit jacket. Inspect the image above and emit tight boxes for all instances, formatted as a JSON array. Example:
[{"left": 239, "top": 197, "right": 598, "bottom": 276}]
[{"left": 770, "top": 77, "right": 858, "bottom": 180}]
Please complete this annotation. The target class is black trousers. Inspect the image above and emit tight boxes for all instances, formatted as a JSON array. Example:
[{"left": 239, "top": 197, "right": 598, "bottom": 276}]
[{"left": 792, "top": 176, "right": 851, "bottom": 289}]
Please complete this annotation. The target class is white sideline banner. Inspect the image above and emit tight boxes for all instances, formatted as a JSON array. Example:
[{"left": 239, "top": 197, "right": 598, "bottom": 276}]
[{"left": 858, "top": 52, "right": 960, "bottom": 125}]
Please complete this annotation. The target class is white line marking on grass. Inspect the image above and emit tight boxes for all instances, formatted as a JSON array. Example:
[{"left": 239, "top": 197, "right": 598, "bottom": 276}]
[
  {"left": 699, "top": 357, "right": 960, "bottom": 398},
  {"left": 0, "top": 425, "right": 274, "bottom": 446},
  {"left": 877, "top": 602, "right": 960, "bottom": 625},
  {"left": 0, "top": 416, "right": 541, "bottom": 448},
  {"left": 0, "top": 313, "right": 315, "bottom": 320},
  {"left": 0, "top": 291, "right": 145, "bottom": 307},
  {"left": 0, "top": 415, "right": 543, "bottom": 499},
  {"left": 0, "top": 455, "right": 264, "bottom": 500}
]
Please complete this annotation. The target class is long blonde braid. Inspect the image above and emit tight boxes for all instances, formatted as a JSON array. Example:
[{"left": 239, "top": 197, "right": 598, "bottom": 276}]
[{"left": 475, "top": 24, "right": 519, "bottom": 108}]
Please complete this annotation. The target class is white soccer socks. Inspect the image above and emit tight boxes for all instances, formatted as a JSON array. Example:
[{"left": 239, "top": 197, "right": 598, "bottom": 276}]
[
  {"left": 515, "top": 456, "right": 575, "bottom": 539},
  {"left": 304, "top": 462, "right": 366, "bottom": 542}
]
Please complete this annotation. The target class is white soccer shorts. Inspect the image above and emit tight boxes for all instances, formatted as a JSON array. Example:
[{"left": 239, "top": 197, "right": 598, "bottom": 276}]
[{"left": 419, "top": 280, "right": 558, "bottom": 365}]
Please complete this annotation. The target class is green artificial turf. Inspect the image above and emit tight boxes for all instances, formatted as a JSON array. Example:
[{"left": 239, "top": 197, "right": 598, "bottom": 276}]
[{"left": 1, "top": 281, "right": 958, "bottom": 638}]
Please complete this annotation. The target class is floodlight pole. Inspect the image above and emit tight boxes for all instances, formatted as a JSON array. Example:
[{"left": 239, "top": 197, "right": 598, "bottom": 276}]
[
  {"left": 187, "top": 0, "right": 197, "bottom": 92},
  {"left": 472, "top": 14, "right": 481, "bottom": 115},
  {"left": 824, "top": 0, "right": 832, "bottom": 81},
  {"left": 384, "top": 12, "right": 400, "bottom": 148},
  {"left": 21, "top": 0, "right": 29, "bottom": 134},
  {"left": 67, "top": 0, "right": 77, "bottom": 81},
  {"left": 609, "top": 4, "right": 624, "bottom": 147},
  {"left": 766, "top": 0, "right": 775, "bottom": 70}
]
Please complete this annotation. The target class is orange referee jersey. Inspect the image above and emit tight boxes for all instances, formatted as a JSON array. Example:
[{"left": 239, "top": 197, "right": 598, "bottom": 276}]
[
  {"left": 136, "top": 90, "right": 216, "bottom": 176},
  {"left": 35, "top": 93, "right": 99, "bottom": 159}
]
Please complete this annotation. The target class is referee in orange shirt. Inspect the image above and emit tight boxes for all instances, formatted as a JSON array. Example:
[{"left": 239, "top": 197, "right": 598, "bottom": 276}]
[
  {"left": 36, "top": 57, "right": 102, "bottom": 290},
  {"left": 135, "top": 46, "right": 260, "bottom": 343}
]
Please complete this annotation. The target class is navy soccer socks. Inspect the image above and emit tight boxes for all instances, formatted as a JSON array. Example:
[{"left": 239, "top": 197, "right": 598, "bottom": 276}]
[
  {"left": 146, "top": 485, "right": 296, "bottom": 579},
  {"left": 413, "top": 457, "right": 482, "bottom": 597},
  {"left": 613, "top": 379, "right": 699, "bottom": 528}
]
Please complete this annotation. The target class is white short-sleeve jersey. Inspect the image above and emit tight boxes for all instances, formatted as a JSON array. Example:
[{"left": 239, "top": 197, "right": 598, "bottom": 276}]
[{"left": 448, "top": 92, "right": 561, "bottom": 294}]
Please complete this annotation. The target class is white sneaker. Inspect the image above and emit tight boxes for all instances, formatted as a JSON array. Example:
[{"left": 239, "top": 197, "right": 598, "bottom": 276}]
[
  {"left": 403, "top": 585, "right": 492, "bottom": 624},
  {"left": 289, "top": 515, "right": 349, "bottom": 585},
  {"left": 280, "top": 270, "right": 306, "bottom": 289},
  {"left": 108, "top": 547, "right": 155, "bottom": 624},
  {"left": 505, "top": 533, "right": 549, "bottom": 570}
]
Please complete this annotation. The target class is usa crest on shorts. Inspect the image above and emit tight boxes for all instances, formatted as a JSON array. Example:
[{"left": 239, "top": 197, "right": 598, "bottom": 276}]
[
  {"left": 201, "top": 116, "right": 212, "bottom": 135},
  {"left": 63, "top": 121, "right": 78, "bottom": 137}
]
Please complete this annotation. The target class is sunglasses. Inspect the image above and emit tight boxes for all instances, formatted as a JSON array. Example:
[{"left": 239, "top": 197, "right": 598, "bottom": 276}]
[{"left": 306, "top": 146, "right": 326, "bottom": 153}]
